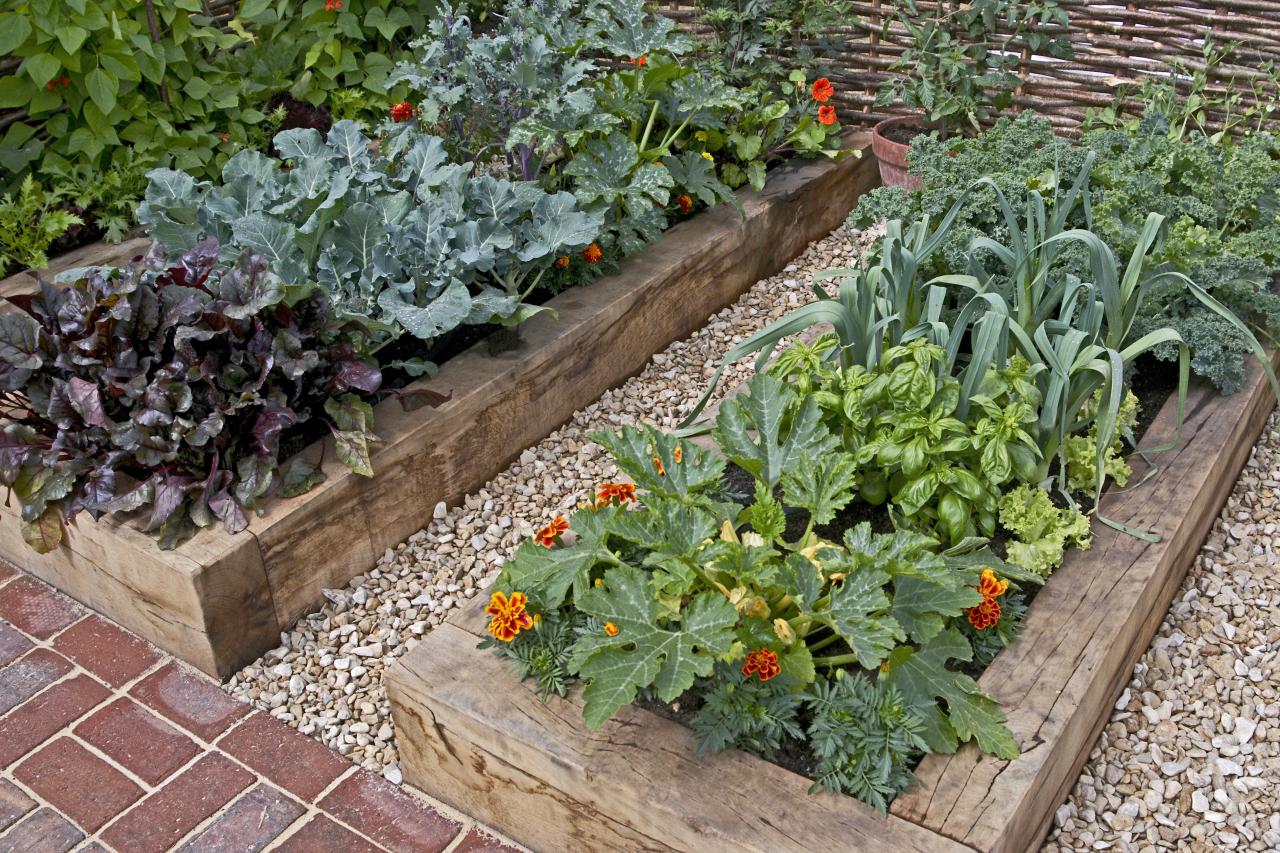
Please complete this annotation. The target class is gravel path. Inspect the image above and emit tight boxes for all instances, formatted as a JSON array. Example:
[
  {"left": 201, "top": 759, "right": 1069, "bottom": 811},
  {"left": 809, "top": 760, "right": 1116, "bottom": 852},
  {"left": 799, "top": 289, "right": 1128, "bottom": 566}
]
[
  {"left": 1045, "top": 411, "right": 1280, "bottom": 852},
  {"left": 226, "top": 222, "right": 880, "bottom": 783}
]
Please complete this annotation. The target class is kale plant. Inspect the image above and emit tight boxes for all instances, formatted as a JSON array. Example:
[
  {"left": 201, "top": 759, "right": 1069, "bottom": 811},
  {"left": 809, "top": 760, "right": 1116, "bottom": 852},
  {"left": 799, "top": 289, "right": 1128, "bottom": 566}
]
[
  {"left": 137, "top": 122, "right": 599, "bottom": 351},
  {"left": 0, "top": 241, "right": 382, "bottom": 552}
]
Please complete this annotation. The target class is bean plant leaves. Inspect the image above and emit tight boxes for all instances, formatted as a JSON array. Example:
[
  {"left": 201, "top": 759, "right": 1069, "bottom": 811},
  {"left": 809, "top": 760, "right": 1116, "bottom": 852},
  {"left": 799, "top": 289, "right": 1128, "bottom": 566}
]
[
  {"left": 570, "top": 565, "right": 738, "bottom": 729},
  {"left": 881, "top": 627, "right": 1019, "bottom": 759}
]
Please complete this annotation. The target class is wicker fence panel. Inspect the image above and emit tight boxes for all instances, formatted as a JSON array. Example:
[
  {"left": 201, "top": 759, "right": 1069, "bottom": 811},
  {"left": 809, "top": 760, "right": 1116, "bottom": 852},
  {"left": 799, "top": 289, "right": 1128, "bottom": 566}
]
[{"left": 661, "top": 0, "right": 1280, "bottom": 134}]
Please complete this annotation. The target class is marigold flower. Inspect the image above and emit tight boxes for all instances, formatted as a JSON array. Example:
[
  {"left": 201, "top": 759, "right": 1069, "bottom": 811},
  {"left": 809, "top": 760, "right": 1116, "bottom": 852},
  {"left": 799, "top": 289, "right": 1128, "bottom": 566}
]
[
  {"left": 976, "top": 568, "right": 1009, "bottom": 600},
  {"left": 604, "top": 622, "right": 620, "bottom": 637},
  {"left": 742, "top": 649, "right": 781, "bottom": 681},
  {"left": 390, "top": 101, "right": 415, "bottom": 122},
  {"left": 582, "top": 243, "right": 603, "bottom": 264},
  {"left": 534, "top": 515, "right": 569, "bottom": 548},
  {"left": 675, "top": 194, "right": 693, "bottom": 214},
  {"left": 817, "top": 105, "right": 837, "bottom": 125},
  {"left": 485, "top": 591, "right": 535, "bottom": 642},
  {"left": 554, "top": 255, "right": 570, "bottom": 269},
  {"left": 325, "top": 0, "right": 343, "bottom": 10},
  {"left": 596, "top": 482, "right": 637, "bottom": 506},
  {"left": 811, "top": 77, "right": 835, "bottom": 102},
  {"left": 967, "top": 596, "right": 1002, "bottom": 630}
]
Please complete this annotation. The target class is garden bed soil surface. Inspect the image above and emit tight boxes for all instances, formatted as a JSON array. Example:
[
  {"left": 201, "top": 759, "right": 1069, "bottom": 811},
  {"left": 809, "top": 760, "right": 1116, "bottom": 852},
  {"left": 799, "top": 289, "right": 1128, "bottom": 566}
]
[
  {"left": 385, "top": 348, "right": 1280, "bottom": 853},
  {"left": 0, "top": 134, "right": 877, "bottom": 679}
]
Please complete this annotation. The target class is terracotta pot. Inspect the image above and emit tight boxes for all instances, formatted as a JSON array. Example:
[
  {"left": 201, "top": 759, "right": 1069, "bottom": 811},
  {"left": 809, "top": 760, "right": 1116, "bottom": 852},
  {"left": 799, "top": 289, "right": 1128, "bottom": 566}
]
[{"left": 871, "top": 116, "right": 934, "bottom": 189}]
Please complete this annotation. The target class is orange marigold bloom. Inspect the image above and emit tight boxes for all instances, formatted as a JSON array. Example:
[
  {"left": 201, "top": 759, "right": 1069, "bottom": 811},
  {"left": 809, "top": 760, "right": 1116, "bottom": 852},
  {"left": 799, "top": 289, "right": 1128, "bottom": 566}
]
[
  {"left": 976, "top": 568, "right": 1008, "bottom": 600},
  {"left": 390, "top": 101, "right": 415, "bottom": 122},
  {"left": 604, "top": 622, "right": 620, "bottom": 637},
  {"left": 811, "top": 77, "right": 835, "bottom": 102},
  {"left": 817, "top": 105, "right": 837, "bottom": 126},
  {"left": 554, "top": 255, "right": 570, "bottom": 269},
  {"left": 596, "top": 482, "right": 637, "bottom": 506},
  {"left": 485, "top": 591, "right": 535, "bottom": 642},
  {"left": 534, "top": 515, "right": 569, "bottom": 548},
  {"left": 967, "top": 597, "right": 1002, "bottom": 630},
  {"left": 742, "top": 649, "right": 781, "bottom": 682},
  {"left": 673, "top": 446, "right": 683, "bottom": 464},
  {"left": 582, "top": 243, "right": 603, "bottom": 264},
  {"left": 675, "top": 194, "right": 693, "bottom": 214}
]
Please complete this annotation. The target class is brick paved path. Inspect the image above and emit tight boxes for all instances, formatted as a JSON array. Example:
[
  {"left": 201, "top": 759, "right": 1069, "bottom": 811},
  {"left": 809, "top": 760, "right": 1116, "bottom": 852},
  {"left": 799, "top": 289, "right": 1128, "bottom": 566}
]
[{"left": 0, "top": 561, "right": 522, "bottom": 853}]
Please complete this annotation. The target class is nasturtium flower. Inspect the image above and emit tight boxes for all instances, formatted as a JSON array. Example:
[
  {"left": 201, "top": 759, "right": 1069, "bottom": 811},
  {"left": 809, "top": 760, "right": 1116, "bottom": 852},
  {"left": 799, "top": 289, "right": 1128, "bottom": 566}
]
[
  {"left": 534, "top": 515, "right": 569, "bottom": 548},
  {"left": 604, "top": 622, "right": 620, "bottom": 637},
  {"left": 596, "top": 482, "right": 637, "bottom": 506},
  {"left": 554, "top": 255, "right": 570, "bottom": 269},
  {"left": 742, "top": 649, "right": 781, "bottom": 681},
  {"left": 630, "top": 55, "right": 648, "bottom": 67},
  {"left": 582, "top": 243, "right": 603, "bottom": 264},
  {"left": 675, "top": 194, "right": 693, "bottom": 214},
  {"left": 390, "top": 101, "right": 415, "bottom": 122},
  {"left": 811, "top": 77, "right": 835, "bottom": 102},
  {"left": 817, "top": 105, "right": 837, "bottom": 126},
  {"left": 485, "top": 591, "right": 535, "bottom": 642},
  {"left": 324, "top": 0, "right": 343, "bottom": 10}
]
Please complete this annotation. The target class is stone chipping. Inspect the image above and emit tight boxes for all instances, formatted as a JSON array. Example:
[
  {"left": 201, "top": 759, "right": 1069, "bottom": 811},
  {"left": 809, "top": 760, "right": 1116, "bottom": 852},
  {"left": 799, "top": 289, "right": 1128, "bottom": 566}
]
[
  {"left": 1044, "top": 411, "right": 1280, "bottom": 852},
  {"left": 226, "top": 221, "right": 882, "bottom": 783}
]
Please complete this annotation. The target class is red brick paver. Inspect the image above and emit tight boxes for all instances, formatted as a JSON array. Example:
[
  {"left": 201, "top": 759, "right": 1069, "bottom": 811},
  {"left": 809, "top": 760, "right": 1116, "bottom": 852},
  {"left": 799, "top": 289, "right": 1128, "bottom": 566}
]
[{"left": 0, "top": 567, "right": 528, "bottom": 852}]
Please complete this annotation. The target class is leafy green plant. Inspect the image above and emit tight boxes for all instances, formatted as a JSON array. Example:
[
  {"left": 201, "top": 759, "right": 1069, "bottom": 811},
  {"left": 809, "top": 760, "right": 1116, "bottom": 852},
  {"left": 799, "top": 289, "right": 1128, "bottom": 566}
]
[
  {"left": 138, "top": 122, "right": 599, "bottom": 350},
  {"left": 486, "top": 374, "right": 1027, "bottom": 811},
  {"left": 997, "top": 485, "right": 1090, "bottom": 576},
  {"left": 0, "top": 176, "right": 81, "bottom": 277},
  {"left": 0, "top": 240, "right": 384, "bottom": 552},
  {"left": 875, "top": 0, "right": 1072, "bottom": 136}
]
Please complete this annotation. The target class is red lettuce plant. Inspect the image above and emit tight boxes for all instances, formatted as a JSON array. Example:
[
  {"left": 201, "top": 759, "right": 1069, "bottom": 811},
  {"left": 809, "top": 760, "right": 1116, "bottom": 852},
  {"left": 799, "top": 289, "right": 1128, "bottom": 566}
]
[{"left": 0, "top": 239, "right": 382, "bottom": 552}]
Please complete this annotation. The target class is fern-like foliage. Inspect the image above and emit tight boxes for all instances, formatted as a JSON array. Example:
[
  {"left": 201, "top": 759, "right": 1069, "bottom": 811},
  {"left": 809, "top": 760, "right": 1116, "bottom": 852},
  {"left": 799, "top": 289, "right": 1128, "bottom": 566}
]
[{"left": 691, "top": 664, "right": 805, "bottom": 756}]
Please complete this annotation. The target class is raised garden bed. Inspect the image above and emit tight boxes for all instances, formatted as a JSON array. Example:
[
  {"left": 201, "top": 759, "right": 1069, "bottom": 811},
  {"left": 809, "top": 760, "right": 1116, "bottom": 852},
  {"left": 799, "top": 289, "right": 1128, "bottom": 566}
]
[
  {"left": 384, "top": 349, "right": 1280, "bottom": 852},
  {"left": 0, "top": 136, "right": 877, "bottom": 679}
]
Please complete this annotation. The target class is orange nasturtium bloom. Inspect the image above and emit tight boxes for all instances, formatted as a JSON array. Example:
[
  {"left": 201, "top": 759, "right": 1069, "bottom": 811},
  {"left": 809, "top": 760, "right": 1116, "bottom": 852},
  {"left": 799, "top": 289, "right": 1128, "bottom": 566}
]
[
  {"left": 817, "top": 105, "right": 837, "bottom": 126},
  {"left": 811, "top": 77, "right": 835, "bottom": 102},
  {"left": 596, "top": 482, "right": 638, "bottom": 506},
  {"left": 630, "top": 54, "right": 648, "bottom": 67},
  {"left": 675, "top": 194, "right": 694, "bottom": 214},
  {"left": 534, "top": 515, "right": 569, "bottom": 548},
  {"left": 966, "top": 568, "right": 1009, "bottom": 630},
  {"left": 742, "top": 649, "right": 781, "bottom": 682},
  {"left": 582, "top": 242, "right": 603, "bottom": 264},
  {"left": 390, "top": 101, "right": 415, "bottom": 122},
  {"left": 554, "top": 255, "right": 570, "bottom": 269},
  {"left": 485, "top": 591, "right": 535, "bottom": 642},
  {"left": 325, "top": 0, "right": 343, "bottom": 11},
  {"left": 604, "top": 622, "right": 620, "bottom": 637}
]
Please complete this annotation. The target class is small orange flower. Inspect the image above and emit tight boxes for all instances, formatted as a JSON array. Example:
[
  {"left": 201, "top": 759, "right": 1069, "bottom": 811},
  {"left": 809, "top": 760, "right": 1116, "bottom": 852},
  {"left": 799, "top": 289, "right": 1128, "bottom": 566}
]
[
  {"left": 390, "top": 101, "right": 415, "bottom": 122},
  {"left": 604, "top": 622, "right": 620, "bottom": 637},
  {"left": 219, "top": 132, "right": 231, "bottom": 143},
  {"left": 554, "top": 255, "right": 570, "bottom": 269},
  {"left": 976, "top": 568, "right": 1008, "bottom": 600},
  {"left": 325, "top": 0, "right": 343, "bottom": 10},
  {"left": 675, "top": 194, "right": 693, "bottom": 214},
  {"left": 817, "top": 105, "right": 837, "bottom": 126},
  {"left": 811, "top": 77, "right": 835, "bottom": 102},
  {"left": 653, "top": 455, "right": 665, "bottom": 476},
  {"left": 596, "top": 482, "right": 637, "bottom": 506},
  {"left": 630, "top": 55, "right": 648, "bottom": 68},
  {"left": 673, "top": 446, "right": 683, "bottom": 464},
  {"left": 967, "top": 597, "right": 1002, "bottom": 630},
  {"left": 582, "top": 243, "right": 603, "bottom": 264},
  {"left": 742, "top": 649, "right": 781, "bottom": 682},
  {"left": 485, "top": 591, "right": 535, "bottom": 642},
  {"left": 534, "top": 515, "right": 569, "bottom": 548}
]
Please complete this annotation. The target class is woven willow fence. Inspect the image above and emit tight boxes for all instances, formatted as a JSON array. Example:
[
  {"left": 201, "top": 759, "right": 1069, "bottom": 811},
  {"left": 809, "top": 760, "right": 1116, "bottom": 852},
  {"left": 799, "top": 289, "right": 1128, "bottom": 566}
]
[{"left": 662, "top": 0, "right": 1280, "bottom": 134}]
